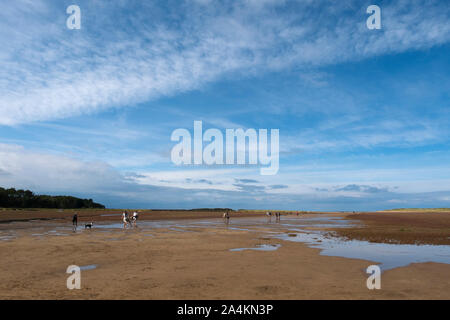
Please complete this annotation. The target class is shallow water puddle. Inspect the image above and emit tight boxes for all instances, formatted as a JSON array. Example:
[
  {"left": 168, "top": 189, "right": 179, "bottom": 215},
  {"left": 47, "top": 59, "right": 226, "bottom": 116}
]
[
  {"left": 80, "top": 264, "right": 98, "bottom": 271},
  {"left": 230, "top": 244, "right": 281, "bottom": 252},
  {"left": 276, "top": 231, "right": 450, "bottom": 271},
  {"left": 0, "top": 235, "right": 16, "bottom": 241}
]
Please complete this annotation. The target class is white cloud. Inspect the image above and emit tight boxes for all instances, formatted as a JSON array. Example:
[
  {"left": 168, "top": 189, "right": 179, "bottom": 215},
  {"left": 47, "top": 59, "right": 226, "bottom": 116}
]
[
  {"left": 0, "top": 143, "right": 122, "bottom": 192},
  {"left": 281, "top": 116, "right": 447, "bottom": 154},
  {"left": 1, "top": 141, "right": 450, "bottom": 209},
  {"left": 0, "top": 0, "right": 449, "bottom": 125}
]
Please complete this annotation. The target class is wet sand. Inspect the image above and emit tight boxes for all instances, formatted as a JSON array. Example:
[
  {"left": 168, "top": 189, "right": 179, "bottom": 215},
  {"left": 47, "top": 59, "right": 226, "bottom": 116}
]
[
  {"left": 0, "top": 210, "right": 449, "bottom": 299},
  {"left": 335, "top": 211, "right": 450, "bottom": 245},
  {"left": 0, "top": 208, "right": 254, "bottom": 224}
]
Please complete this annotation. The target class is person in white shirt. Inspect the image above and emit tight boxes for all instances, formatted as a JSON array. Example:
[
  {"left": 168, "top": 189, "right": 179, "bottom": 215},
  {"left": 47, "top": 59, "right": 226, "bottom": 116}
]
[
  {"left": 132, "top": 211, "right": 139, "bottom": 227},
  {"left": 122, "top": 211, "right": 131, "bottom": 229}
]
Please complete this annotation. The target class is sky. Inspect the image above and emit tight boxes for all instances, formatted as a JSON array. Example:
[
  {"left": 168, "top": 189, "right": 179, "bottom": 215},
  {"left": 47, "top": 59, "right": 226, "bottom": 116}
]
[{"left": 0, "top": 0, "right": 449, "bottom": 210}]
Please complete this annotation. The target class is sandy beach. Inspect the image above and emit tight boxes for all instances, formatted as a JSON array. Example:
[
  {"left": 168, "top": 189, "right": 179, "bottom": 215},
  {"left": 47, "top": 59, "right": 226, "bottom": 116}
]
[
  {"left": 2, "top": 0, "right": 450, "bottom": 304},
  {"left": 0, "top": 210, "right": 449, "bottom": 300}
]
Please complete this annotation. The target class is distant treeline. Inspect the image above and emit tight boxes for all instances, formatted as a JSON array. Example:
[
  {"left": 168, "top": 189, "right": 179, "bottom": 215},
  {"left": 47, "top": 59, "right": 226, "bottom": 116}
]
[{"left": 0, "top": 187, "right": 105, "bottom": 209}]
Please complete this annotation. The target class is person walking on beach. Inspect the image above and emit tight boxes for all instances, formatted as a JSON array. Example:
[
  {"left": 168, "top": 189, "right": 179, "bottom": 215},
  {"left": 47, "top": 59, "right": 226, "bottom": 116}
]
[
  {"left": 72, "top": 213, "right": 78, "bottom": 230},
  {"left": 122, "top": 211, "right": 132, "bottom": 229},
  {"left": 223, "top": 211, "right": 230, "bottom": 225},
  {"left": 132, "top": 211, "right": 139, "bottom": 227}
]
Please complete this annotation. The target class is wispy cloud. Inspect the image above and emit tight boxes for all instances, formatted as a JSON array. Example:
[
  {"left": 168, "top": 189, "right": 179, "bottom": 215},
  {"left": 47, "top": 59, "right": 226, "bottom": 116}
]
[
  {"left": 1, "top": 0, "right": 449, "bottom": 125},
  {"left": 281, "top": 115, "right": 448, "bottom": 155},
  {"left": 335, "top": 184, "right": 388, "bottom": 193}
]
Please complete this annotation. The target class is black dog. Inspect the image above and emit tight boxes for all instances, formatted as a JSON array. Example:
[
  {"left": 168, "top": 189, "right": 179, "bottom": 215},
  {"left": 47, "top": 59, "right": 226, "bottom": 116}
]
[{"left": 84, "top": 222, "right": 94, "bottom": 229}]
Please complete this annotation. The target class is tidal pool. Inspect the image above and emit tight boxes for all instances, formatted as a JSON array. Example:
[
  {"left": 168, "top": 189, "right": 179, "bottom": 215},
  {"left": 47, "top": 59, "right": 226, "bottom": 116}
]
[
  {"left": 276, "top": 230, "right": 450, "bottom": 271},
  {"left": 80, "top": 264, "right": 98, "bottom": 271},
  {"left": 230, "top": 244, "right": 281, "bottom": 252}
]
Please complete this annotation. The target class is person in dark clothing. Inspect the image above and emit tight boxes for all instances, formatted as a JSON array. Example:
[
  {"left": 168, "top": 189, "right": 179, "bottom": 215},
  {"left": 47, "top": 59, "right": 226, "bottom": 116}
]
[{"left": 72, "top": 213, "right": 78, "bottom": 229}]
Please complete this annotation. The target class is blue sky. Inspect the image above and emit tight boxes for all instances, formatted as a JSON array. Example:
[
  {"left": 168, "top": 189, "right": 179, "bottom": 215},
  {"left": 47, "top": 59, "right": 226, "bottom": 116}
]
[{"left": 0, "top": 0, "right": 449, "bottom": 210}]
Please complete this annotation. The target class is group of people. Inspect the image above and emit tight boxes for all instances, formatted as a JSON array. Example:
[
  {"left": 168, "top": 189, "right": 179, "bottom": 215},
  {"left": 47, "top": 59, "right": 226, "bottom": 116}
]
[
  {"left": 122, "top": 211, "right": 139, "bottom": 228},
  {"left": 71, "top": 211, "right": 140, "bottom": 230},
  {"left": 266, "top": 211, "right": 282, "bottom": 222}
]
